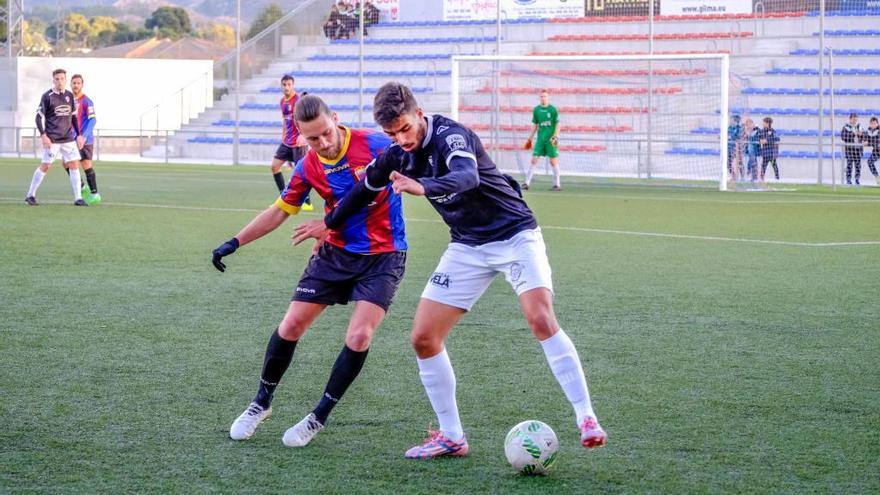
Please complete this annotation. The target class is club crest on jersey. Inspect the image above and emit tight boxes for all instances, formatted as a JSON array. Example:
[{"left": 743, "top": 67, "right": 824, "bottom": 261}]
[
  {"left": 429, "top": 272, "right": 450, "bottom": 289},
  {"left": 445, "top": 134, "right": 467, "bottom": 151}
]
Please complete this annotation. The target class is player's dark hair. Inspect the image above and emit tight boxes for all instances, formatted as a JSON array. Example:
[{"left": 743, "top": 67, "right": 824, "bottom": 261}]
[
  {"left": 281, "top": 74, "right": 294, "bottom": 84},
  {"left": 849, "top": 112, "right": 858, "bottom": 119},
  {"left": 763, "top": 117, "right": 773, "bottom": 125},
  {"left": 294, "top": 94, "right": 332, "bottom": 124},
  {"left": 871, "top": 117, "right": 879, "bottom": 123},
  {"left": 52, "top": 68, "right": 66, "bottom": 77},
  {"left": 71, "top": 74, "right": 83, "bottom": 82},
  {"left": 373, "top": 82, "right": 418, "bottom": 127}
]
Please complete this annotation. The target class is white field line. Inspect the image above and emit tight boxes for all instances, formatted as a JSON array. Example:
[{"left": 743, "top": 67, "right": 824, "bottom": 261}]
[{"left": 3, "top": 198, "right": 878, "bottom": 247}]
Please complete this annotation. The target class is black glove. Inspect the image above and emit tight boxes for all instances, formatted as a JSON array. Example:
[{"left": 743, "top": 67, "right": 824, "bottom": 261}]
[{"left": 212, "top": 237, "right": 240, "bottom": 272}]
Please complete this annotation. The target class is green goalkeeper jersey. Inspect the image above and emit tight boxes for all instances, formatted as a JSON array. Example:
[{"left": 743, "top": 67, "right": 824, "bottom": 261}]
[{"left": 532, "top": 104, "right": 558, "bottom": 141}]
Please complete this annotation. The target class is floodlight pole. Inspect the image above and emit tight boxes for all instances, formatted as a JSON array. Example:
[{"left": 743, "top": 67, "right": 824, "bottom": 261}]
[
  {"left": 647, "top": 0, "right": 654, "bottom": 180},
  {"left": 358, "top": 8, "right": 364, "bottom": 127},
  {"left": 818, "top": 0, "right": 825, "bottom": 184},
  {"left": 828, "top": 47, "right": 837, "bottom": 191},
  {"left": 233, "top": 0, "right": 241, "bottom": 165}
]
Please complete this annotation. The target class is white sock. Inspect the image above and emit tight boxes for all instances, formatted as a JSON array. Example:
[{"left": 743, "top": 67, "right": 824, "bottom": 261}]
[
  {"left": 552, "top": 165, "right": 561, "bottom": 187},
  {"left": 27, "top": 168, "right": 46, "bottom": 198},
  {"left": 540, "top": 329, "right": 595, "bottom": 425},
  {"left": 68, "top": 168, "right": 82, "bottom": 201},
  {"left": 525, "top": 164, "right": 535, "bottom": 185},
  {"left": 417, "top": 349, "right": 464, "bottom": 442}
]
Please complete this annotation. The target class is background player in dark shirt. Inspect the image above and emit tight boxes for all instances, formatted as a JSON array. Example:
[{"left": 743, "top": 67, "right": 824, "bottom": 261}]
[
  {"left": 325, "top": 82, "right": 607, "bottom": 459},
  {"left": 212, "top": 95, "right": 404, "bottom": 447},
  {"left": 25, "top": 68, "right": 86, "bottom": 206}
]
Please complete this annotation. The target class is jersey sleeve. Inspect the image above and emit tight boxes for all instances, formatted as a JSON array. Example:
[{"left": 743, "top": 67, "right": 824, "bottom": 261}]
[
  {"left": 363, "top": 146, "right": 401, "bottom": 191},
  {"left": 325, "top": 147, "right": 400, "bottom": 229},
  {"left": 83, "top": 98, "right": 96, "bottom": 136},
  {"left": 69, "top": 93, "right": 81, "bottom": 137},
  {"left": 273, "top": 158, "right": 312, "bottom": 215},
  {"left": 418, "top": 129, "right": 480, "bottom": 196},
  {"left": 532, "top": 107, "right": 539, "bottom": 125},
  {"left": 35, "top": 93, "right": 48, "bottom": 134}
]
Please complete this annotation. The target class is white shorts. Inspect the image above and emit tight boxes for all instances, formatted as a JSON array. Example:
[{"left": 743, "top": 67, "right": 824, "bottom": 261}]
[
  {"left": 41, "top": 142, "right": 80, "bottom": 164},
  {"left": 421, "top": 228, "right": 554, "bottom": 311}
]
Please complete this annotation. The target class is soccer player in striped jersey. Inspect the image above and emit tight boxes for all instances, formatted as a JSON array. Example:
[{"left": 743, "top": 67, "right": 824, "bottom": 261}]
[
  {"left": 325, "top": 83, "right": 606, "bottom": 459},
  {"left": 71, "top": 74, "right": 100, "bottom": 204},
  {"left": 271, "top": 74, "right": 313, "bottom": 211},
  {"left": 212, "top": 95, "right": 405, "bottom": 447}
]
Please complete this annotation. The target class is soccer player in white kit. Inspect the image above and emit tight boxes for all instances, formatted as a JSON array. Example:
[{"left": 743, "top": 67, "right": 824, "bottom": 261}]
[{"left": 325, "top": 82, "right": 607, "bottom": 459}]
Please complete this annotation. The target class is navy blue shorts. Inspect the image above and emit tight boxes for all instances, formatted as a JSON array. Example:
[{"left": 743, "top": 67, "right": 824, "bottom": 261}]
[
  {"left": 275, "top": 144, "right": 306, "bottom": 164},
  {"left": 292, "top": 243, "right": 406, "bottom": 311},
  {"left": 79, "top": 144, "right": 94, "bottom": 161}
]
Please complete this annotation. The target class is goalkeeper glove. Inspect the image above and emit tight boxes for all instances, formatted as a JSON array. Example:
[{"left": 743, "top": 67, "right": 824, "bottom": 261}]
[
  {"left": 212, "top": 237, "right": 240, "bottom": 272},
  {"left": 523, "top": 138, "right": 533, "bottom": 150}
]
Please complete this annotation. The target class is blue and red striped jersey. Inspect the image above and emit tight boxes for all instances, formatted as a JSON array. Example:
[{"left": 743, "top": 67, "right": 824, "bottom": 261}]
[
  {"left": 280, "top": 93, "right": 301, "bottom": 147},
  {"left": 74, "top": 94, "right": 96, "bottom": 145},
  {"left": 274, "top": 126, "right": 407, "bottom": 254}
]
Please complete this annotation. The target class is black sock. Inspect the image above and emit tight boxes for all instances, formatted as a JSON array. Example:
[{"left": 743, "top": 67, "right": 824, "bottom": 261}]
[
  {"left": 85, "top": 169, "right": 97, "bottom": 193},
  {"left": 253, "top": 328, "right": 298, "bottom": 409},
  {"left": 312, "top": 345, "right": 369, "bottom": 425},
  {"left": 273, "top": 172, "right": 285, "bottom": 193}
]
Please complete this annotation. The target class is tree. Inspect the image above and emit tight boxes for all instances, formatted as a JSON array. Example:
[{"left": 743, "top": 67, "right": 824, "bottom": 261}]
[
  {"left": 0, "top": 0, "right": 7, "bottom": 43},
  {"left": 145, "top": 6, "right": 193, "bottom": 39},
  {"left": 247, "top": 3, "right": 284, "bottom": 40},
  {"left": 199, "top": 23, "right": 235, "bottom": 47},
  {"left": 89, "top": 16, "right": 118, "bottom": 48},
  {"left": 62, "top": 13, "right": 94, "bottom": 49},
  {"left": 111, "top": 23, "right": 153, "bottom": 45},
  {"left": 22, "top": 20, "right": 52, "bottom": 56}
]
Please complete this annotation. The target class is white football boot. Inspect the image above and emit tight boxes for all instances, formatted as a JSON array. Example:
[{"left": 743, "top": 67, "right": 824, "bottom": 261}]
[
  {"left": 282, "top": 413, "right": 324, "bottom": 447},
  {"left": 229, "top": 402, "right": 272, "bottom": 440}
]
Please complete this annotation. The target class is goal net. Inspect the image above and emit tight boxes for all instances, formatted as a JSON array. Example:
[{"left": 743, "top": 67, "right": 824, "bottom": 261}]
[{"left": 452, "top": 54, "right": 730, "bottom": 190}]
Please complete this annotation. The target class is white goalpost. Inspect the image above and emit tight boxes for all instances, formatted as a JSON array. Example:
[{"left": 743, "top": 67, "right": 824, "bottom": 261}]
[{"left": 451, "top": 54, "right": 731, "bottom": 191}]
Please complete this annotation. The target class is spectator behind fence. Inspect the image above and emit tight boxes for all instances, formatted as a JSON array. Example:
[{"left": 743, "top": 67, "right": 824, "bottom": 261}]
[
  {"left": 324, "top": 4, "right": 345, "bottom": 40},
  {"left": 727, "top": 114, "right": 743, "bottom": 180},
  {"left": 758, "top": 117, "right": 780, "bottom": 181},
  {"left": 841, "top": 112, "right": 863, "bottom": 185},
  {"left": 864, "top": 117, "right": 880, "bottom": 183},
  {"left": 365, "top": 1, "right": 380, "bottom": 26},
  {"left": 743, "top": 118, "right": 760, "bottom": 183},
  {"left": 338, "top": 1, "right": 357, "bottom": 39}
]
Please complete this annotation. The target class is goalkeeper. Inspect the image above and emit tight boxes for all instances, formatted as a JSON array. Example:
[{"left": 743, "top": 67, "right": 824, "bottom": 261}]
[{"left": 522, "top": 89, "right": 561, "bottom": 191}]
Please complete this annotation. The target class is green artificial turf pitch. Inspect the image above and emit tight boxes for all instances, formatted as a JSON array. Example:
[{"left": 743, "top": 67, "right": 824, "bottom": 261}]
[{"left": 1, "top": 158, "right": 878, "bottom": 493}]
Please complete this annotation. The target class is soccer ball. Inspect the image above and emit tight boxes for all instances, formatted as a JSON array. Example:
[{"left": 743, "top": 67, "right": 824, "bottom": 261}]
[{"left": 504, "top": 420, "right": 559, "bottom": 475}]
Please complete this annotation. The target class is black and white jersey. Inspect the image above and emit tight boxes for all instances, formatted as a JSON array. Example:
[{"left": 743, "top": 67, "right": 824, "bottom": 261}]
[
  {"left": 863, "top": 127, "right": 879, "bottom": 149},
  {"left": 841, "top": 123, "right": 862, "bottom": 145},
  {"left": 366, "top": 114, "right": 537, "bottom": 246},
  {"left": 35, "top": 89, "right": 78, "bottom": 143}
]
